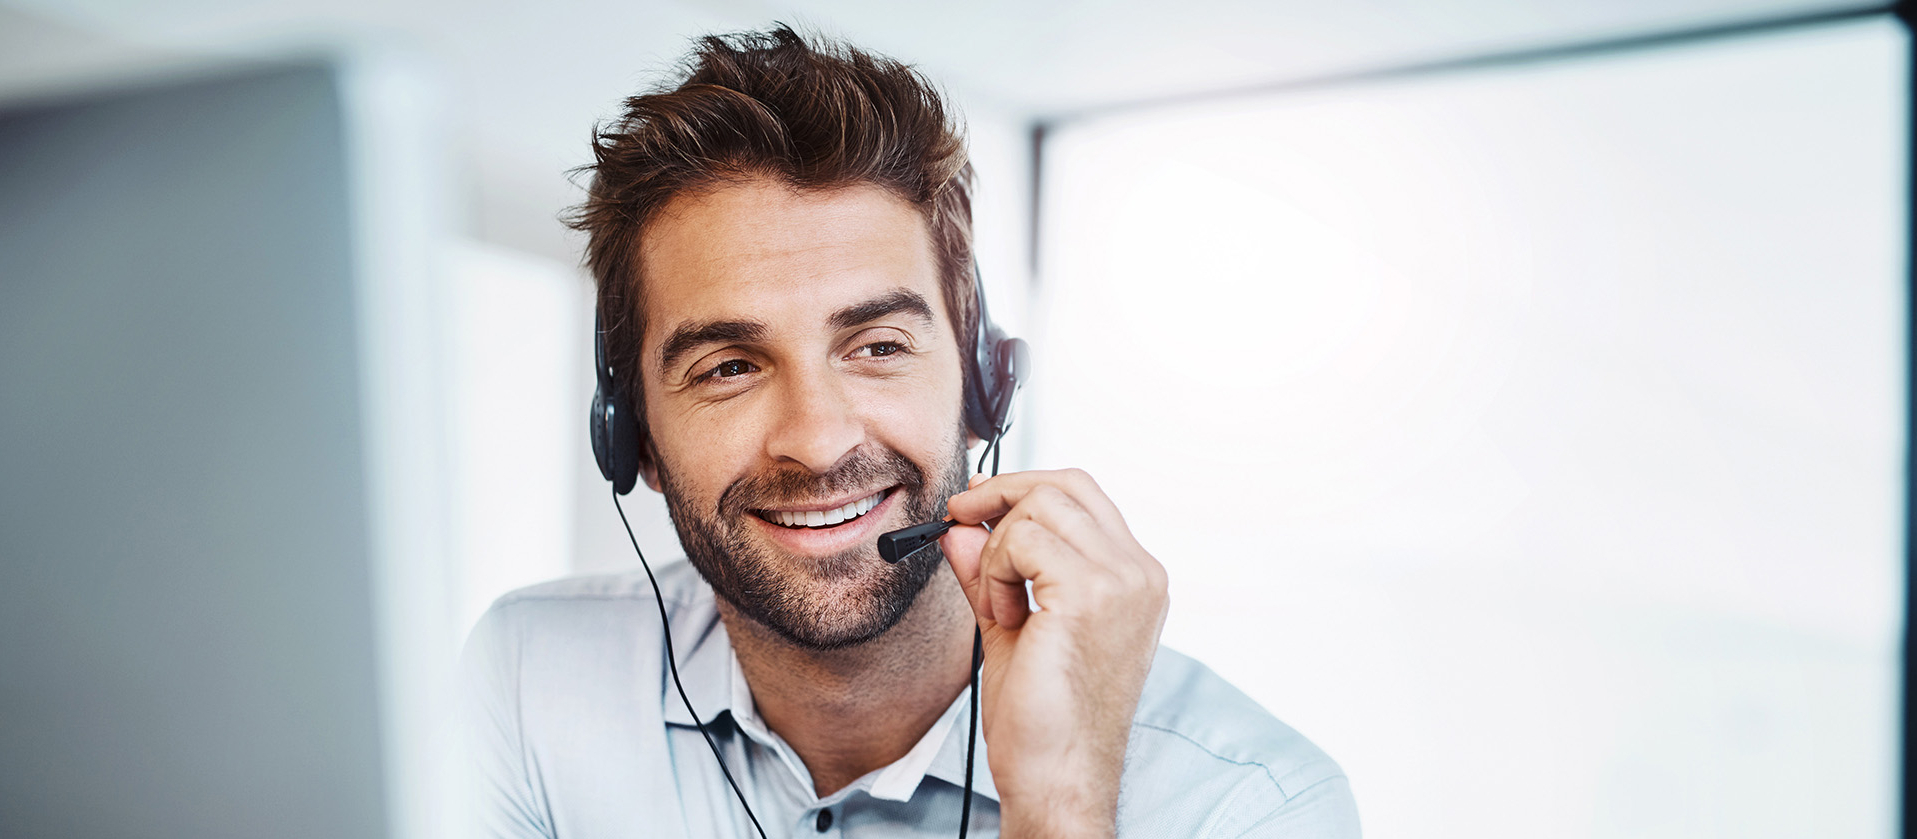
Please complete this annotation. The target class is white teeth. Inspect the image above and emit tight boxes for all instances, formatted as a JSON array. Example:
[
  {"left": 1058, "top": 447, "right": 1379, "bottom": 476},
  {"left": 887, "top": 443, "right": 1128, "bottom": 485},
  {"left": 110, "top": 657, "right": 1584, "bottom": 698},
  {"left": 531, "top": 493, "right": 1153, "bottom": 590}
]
[{"left": 767, "top": 491, "right": 884, "bottom": 529}]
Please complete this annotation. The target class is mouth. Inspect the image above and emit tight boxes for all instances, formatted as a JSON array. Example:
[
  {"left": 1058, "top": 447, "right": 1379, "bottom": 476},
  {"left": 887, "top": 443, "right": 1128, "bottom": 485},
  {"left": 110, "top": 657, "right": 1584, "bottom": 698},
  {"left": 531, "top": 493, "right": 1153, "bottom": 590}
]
[{"left": 753, "top": 488, "right": 893, "bottom": 530}]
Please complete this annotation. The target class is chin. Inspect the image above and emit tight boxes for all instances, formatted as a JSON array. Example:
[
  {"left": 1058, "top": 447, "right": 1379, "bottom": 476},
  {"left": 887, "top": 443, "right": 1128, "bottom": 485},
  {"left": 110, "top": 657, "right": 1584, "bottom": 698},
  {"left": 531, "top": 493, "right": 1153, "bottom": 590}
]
[
  {"left": 722, "top": 543, "right": 944, "bottom": 651},
  {"left": 657, "top": 436, "right": 969, "bottom": 651}
]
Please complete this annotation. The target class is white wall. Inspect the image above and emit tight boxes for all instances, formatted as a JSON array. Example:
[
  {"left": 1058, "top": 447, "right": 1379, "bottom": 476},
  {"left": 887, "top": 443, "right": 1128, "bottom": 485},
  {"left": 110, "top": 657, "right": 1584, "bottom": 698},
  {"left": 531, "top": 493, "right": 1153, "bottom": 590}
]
[
  {"left": 440, "top": 240, "right": 588, "bottom": 629},
  {"left": 1031, "top": 18, "right": 1904, "bottom": 838}
]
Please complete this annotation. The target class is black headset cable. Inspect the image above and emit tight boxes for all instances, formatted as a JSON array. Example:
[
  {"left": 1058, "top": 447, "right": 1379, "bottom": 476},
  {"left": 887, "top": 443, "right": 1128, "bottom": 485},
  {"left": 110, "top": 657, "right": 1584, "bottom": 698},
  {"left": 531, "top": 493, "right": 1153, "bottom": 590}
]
[
  {"left": 958, "top": 424, "right": 1006, "bottom": 839},
  {"left": 614, "top": 490, "right": 770, "bottom": 839},
  {"left": 958, "top": 625, "right": 982, "bottom": 838}
]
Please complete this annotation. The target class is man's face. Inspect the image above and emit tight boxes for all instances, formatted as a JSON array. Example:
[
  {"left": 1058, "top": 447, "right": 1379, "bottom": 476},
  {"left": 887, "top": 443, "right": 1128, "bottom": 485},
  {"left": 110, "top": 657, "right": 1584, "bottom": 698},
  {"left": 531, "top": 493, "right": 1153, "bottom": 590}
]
[{"left": 635, "top": 177, "right": 970, "bottom": 650}]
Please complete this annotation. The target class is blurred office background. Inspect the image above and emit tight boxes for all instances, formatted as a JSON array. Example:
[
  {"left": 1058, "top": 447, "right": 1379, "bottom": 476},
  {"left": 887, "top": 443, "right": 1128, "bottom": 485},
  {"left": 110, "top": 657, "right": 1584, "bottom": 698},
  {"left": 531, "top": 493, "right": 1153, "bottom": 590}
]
[{"left": 0, "top": 1, "right": 1903, "bottom": 837}]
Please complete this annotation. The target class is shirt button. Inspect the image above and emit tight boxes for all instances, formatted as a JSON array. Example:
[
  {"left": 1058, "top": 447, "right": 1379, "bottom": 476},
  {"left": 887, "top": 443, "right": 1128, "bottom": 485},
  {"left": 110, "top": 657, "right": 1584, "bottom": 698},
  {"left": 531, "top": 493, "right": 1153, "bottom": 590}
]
[{"left": 815, "top": 808, "right": 834, "bottom": 832}]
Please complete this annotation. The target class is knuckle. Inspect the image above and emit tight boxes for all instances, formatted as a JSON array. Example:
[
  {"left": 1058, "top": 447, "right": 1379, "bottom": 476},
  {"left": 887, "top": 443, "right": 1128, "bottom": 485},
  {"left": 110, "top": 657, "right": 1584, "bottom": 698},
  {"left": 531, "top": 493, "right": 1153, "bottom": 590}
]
[
  {"left": 1141, "top": 567, "right": 1169, "bottom": 604},
  {"left": 1027, "top": 484, "right": 1089, "bottom": 524},
  {"left": 1027, "top": 483, "right": 1069, "bottom": 508},
  {"left": 995, "top": 518, "right": 1032, "bottom": 547},
  {"left": 982, "top": 552, "right": 1018, "bottom": 584},
  {"left": 1082, "top": 568, "right": 1120, "bottom": 601},
  {"left": 979, "top": 528, "right": 1010, "bottom": 566},
  {"left": 995, "top": 518, "right": 1044, "bottom": 559},
  {"left": 1142, "top": 555, "right": 1169, "bottom": 590}
]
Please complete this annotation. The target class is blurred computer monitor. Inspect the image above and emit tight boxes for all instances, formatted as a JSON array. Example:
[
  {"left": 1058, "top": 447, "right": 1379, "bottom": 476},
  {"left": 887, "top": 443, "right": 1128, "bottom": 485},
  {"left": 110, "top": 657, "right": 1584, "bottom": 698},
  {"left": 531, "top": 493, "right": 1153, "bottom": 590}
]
[{"left": 0, "top": 58, "right": 453, "bottom": 839}]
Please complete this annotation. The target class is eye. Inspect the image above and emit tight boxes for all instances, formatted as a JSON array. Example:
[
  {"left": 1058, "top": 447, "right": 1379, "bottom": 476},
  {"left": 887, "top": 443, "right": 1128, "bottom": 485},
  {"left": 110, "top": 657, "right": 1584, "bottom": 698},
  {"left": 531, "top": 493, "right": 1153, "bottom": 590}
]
[
  {"left": 700, "top": 358, "right": 757, "bottom": 380},
  {"left": 855, "top": 341, "right": 908, "bottom": 359}
]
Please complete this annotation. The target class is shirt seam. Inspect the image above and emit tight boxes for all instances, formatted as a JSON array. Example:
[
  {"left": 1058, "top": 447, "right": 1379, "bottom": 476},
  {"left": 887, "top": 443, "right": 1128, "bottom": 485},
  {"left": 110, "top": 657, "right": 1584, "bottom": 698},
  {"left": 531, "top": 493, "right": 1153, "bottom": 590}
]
[
  {"left": 1129, "top": 720, "right": 1340, "bottom": 804},
  {"left": 1223, "top": 775, "right": 1352, "bottom": 839}
]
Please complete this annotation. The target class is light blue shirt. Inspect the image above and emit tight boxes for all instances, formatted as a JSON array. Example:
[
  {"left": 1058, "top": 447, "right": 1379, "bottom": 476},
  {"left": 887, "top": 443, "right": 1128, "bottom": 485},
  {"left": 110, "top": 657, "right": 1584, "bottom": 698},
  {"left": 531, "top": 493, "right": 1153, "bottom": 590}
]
[{"left": 461, "top": 561, "right": 1361, "bottom": 838}]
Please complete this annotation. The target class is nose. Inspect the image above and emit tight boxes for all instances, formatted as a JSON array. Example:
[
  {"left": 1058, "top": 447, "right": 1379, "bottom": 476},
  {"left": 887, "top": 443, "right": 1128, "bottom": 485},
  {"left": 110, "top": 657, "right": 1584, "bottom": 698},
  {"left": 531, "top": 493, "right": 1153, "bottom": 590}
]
[{"left": 762, "top": 363, "right": 864, "bottom": 474}]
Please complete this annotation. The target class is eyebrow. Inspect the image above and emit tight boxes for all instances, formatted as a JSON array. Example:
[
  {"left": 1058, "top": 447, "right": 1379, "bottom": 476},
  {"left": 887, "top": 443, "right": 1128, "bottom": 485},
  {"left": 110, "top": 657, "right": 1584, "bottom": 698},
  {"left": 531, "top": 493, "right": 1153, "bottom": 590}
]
[
  {"left": 658, "top": 319, "right": 767, "bottom": 375},
  {"left": 656, "top": 288, "right": 938, "bottom": 376},
  {"left": 828, "top": 288, "right": 936, "bottom": 332}
]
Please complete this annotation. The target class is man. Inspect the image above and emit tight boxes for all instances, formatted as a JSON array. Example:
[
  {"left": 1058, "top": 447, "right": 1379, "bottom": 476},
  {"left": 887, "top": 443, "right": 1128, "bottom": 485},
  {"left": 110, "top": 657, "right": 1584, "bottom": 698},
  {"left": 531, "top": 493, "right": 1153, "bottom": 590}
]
[{"left": 463, "top": 26, "right": 1360, "bottom": 838}]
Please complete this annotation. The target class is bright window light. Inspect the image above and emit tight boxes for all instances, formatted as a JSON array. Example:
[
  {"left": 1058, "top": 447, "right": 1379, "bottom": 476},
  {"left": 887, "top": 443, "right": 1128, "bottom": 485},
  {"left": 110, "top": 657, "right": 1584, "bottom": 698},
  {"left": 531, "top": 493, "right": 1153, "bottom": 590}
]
[{"left": 1032, "top": 19, "right": 1904, "bottom": 839}]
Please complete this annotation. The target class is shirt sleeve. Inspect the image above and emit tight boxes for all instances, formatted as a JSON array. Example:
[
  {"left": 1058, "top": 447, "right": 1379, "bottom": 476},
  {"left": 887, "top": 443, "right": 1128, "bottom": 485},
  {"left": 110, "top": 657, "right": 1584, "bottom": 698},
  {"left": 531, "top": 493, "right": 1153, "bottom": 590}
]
[
  {"left": 460, "top": 602, "right": 557, "bottom": 839},
  {"left": 1228, "top": 774, "right": 1362, "bottom": 839}
]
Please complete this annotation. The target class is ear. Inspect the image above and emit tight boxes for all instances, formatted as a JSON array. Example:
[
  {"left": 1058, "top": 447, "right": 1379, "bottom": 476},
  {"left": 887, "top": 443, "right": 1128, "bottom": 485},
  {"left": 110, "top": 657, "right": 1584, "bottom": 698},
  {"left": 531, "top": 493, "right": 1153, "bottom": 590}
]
[{"left": 638, "top": 439, "right": 664, "bottom": 494}]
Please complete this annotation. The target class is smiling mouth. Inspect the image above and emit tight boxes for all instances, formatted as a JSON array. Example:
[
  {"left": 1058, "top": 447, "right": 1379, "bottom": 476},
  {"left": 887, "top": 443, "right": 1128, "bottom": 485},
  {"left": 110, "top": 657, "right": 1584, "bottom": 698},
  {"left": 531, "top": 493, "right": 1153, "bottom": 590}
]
[{"left": 754, "top": 489, "right": 892, "bottom": 529}]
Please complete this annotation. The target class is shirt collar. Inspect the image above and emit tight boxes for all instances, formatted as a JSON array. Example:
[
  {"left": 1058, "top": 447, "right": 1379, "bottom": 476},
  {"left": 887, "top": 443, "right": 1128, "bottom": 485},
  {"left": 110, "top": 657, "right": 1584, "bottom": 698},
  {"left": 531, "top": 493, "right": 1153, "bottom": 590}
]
[
  {"left": 919, "top": 685, "right": 999, "bottom": 802},
  {"left": 654, "top": 576, "right": 999, "bottom": 802}
]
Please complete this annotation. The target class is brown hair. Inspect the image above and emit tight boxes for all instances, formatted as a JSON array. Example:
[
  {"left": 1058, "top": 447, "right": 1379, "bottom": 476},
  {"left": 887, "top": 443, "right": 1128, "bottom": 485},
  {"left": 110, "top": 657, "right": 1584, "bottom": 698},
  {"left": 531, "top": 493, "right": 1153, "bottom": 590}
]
[{"left": 566, "top": 25, "right": 976, "bottom": 430}]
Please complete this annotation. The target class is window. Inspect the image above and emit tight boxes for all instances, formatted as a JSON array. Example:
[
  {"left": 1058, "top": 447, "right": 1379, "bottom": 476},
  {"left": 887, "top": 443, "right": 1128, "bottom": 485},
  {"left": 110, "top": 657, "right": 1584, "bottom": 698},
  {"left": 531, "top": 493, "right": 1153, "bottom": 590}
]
[{"left": 1032, "top": 18, "right": 1904, "bottom": 837}]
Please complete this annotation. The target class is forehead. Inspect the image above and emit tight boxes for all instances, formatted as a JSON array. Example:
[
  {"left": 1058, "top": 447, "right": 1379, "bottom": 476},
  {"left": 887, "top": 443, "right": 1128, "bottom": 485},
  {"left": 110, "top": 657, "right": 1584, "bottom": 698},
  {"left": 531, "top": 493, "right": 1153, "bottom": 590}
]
[{"left": 635, "top": 178, "right": 942, "bottom": 348}]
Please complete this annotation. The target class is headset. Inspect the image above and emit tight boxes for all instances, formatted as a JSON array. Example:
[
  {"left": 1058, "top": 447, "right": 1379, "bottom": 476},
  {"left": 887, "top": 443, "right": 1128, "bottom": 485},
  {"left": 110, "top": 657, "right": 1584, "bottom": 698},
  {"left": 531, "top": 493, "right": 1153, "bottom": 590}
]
[{"left": 592, "top": 262, "right": 1028, "bottom": 839}]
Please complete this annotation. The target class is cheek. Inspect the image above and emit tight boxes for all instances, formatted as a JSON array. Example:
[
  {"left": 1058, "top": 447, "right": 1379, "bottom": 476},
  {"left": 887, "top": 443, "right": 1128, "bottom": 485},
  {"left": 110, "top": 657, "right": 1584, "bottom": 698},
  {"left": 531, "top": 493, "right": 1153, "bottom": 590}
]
[
  {"left": 645, "top": 394, "right": 761, "bottom": 498},
  {"left": 853, "top": 359, "right": 966, "bottom": 448}
]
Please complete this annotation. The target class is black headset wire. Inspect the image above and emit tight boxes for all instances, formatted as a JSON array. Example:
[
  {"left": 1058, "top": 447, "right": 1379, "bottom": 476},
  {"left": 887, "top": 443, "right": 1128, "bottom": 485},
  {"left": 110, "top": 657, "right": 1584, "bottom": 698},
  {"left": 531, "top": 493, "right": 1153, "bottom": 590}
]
[
  {"left": 958, "top": 423, "right": 1006, "bottom": 839},
  {"left": 959, "top": 626, "right": 981, "bottom": 838},
  {"left": 614, "top": 490, "right": 770, "bottom": 839},
  {"left": 976, "top": 430, "right": 1001, "bottom": 476}
]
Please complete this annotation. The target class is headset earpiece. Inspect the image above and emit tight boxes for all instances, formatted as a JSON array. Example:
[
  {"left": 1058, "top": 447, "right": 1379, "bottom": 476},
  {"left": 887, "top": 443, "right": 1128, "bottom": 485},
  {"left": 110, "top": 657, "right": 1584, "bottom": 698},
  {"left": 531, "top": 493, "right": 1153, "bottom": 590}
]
[
  {"left": 591, "top": 312, "right": 643, "bottom": 495},
  {"left": 991, "top": 336, "right": 1030, "bottom": 431},
  {"left": 962, "top": 264, "right": 1028, "bottom": 442}
]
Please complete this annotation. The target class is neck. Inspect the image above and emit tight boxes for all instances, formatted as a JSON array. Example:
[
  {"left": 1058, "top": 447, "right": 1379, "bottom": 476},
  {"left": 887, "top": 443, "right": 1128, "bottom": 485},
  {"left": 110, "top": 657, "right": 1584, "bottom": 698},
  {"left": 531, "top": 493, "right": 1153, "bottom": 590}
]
[{"left": 718, "top": 569, "right": 975, "bottom": 797}]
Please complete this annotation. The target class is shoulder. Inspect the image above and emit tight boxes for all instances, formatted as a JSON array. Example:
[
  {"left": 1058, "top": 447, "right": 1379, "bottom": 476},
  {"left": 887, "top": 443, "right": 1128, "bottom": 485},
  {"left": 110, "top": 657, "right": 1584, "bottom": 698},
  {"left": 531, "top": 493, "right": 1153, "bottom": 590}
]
[
  {"left": 1130, "top": 646, "right": 1344, "bottom": 798},
  {"left": 459, "top": 562, "right": 716, "bottom": 836},
  {"left": 461, "top": 560, "right": 714, "bottom": 690},
  {"left": 1118, "top": 647, "right": 1361, "bottom": 838},
  {"left": 485, "top": 560, "right": 706, "bottom": 613},
  {"left": 471, "top": 560, "right": 707, "bottom": 637}
]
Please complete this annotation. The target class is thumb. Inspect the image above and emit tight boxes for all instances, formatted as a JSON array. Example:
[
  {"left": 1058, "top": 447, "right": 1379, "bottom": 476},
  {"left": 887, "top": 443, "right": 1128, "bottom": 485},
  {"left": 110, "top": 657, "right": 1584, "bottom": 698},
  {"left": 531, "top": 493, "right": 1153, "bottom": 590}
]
[{"left": 939, "top": 523, "right": 996, "bottom": 624}]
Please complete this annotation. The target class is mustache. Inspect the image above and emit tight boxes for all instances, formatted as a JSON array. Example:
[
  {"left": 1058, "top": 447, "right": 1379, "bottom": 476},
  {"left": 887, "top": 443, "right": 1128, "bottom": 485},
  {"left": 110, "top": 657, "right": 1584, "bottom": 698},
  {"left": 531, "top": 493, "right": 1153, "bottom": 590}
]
[{"left": 718, "top": 446, "right": 929, "bottom": 514}]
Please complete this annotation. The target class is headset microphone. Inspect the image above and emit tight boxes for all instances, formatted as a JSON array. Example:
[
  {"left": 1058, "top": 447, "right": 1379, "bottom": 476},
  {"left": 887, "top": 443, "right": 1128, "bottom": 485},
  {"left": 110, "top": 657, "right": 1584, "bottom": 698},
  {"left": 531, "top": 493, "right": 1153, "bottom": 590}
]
[{"left": 878, "top": 519, "right": 955, "bottom": 563}]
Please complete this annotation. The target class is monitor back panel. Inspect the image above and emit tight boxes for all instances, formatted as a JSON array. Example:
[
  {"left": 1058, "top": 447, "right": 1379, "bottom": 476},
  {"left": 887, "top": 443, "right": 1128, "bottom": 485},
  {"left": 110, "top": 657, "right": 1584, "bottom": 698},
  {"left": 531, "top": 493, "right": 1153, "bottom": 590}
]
[{"left": 0, "top": 63, "right": 389, "bottom": 838}]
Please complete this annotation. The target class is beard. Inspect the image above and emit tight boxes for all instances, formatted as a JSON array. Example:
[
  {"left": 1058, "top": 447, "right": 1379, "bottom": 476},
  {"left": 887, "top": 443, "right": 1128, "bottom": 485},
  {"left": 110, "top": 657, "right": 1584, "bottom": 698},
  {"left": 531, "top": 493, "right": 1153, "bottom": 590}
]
[{"left": 657, "top": 433, "right": 970, "bottom": 651}]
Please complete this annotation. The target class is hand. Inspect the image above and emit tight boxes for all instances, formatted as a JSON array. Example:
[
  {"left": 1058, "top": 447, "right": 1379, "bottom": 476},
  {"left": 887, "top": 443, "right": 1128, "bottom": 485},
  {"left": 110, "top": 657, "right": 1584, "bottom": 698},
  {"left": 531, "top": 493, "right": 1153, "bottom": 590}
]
[{"left": 939, "top": 468, "right": 1169, "bottom": 839}]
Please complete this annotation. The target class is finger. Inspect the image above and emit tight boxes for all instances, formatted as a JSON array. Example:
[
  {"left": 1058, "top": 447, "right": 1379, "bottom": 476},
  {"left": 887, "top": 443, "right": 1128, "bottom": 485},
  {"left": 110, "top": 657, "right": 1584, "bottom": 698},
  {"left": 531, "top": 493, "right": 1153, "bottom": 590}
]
[
  {"left": 948, "top": 468, "right": 1127, "bottom": 532},
  {"left": 962, "top": 472, "right": 1011, "bottom": 530},
  {"left": 938, "top": 523, "right": 996, "bottom": 624},
  {"left": 978, "top": 517, "right": 1092, "bottom": 630},
  {"left": 993, "top": 484, "right": 1131, "bottom": 572}
]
